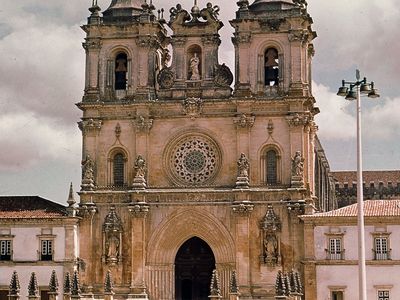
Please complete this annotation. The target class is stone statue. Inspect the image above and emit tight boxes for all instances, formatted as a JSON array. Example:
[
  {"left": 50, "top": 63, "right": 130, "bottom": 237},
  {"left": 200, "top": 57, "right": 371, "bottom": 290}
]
[
  {"left": 82, "top": 154, "right": 94, "bottom": 181},
  {"left": 237, "top": 153, "right": 250, "bottom": 177},
  {"left": 292, "top": 151, "right": 304, "bottom": 177},
  {"left": 190, "top": 53, "right": 200, "bottom": 80},
  {"left": 134, "top": 155, "right": 146, "bottom": 178},
  {"left": 106, "top": 232, "right": 120, "bottom": 259},
  {"left": 264, "top": 233, "right": 278, "bottom": 262}
]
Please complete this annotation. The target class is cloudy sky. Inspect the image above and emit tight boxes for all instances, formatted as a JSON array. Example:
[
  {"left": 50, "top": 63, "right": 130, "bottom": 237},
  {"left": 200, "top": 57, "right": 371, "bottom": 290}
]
[{"left": 0, "top": 0, "right": 399, "bottom": 204}]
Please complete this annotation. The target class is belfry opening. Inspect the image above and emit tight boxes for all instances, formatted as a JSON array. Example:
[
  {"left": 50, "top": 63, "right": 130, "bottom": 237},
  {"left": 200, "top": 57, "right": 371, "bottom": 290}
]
[{"left": 175, "top": 237, "right": 216, "bottom": 300}]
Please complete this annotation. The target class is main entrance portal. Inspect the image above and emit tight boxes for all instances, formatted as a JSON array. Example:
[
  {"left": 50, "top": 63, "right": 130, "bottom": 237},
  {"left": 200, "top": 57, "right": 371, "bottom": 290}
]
[{"left": 175, "top": 237, "right": 216, "bottom": 300}]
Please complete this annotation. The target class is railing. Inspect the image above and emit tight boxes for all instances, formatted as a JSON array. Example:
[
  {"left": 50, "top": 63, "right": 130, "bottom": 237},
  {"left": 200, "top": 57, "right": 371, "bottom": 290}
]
[
  {"left": 325, "top": 249, "right": 345, "bottom": 260},
  {"left": 373, "top": 249, "right": 391, "bottom": 260}
]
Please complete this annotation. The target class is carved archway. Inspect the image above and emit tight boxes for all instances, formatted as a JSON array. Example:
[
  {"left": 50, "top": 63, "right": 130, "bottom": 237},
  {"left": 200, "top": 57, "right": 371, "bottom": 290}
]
[{"left": 146, "top": 209, "right": 235, "bottom": 299}]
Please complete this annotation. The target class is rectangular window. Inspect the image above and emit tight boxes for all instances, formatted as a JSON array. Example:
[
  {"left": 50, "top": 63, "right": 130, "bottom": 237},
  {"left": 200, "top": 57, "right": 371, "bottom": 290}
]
[
  {"left": 331, "top": 291, "right": 344, "bottom": 300},
  {"left": 40, "top": 240, "right": 53, "bottom": 261},
  {"left": 375, "top": 237, "right": 388, "bottom": 260},
  {"left": 0, "top": 240, "right": 11, "bottom": 261},
  {"left": 329, "top": 238, "right": 342, "bottom": 260},
  {"left": 378, "top": 290, "right": 389, "bottom": 300}
]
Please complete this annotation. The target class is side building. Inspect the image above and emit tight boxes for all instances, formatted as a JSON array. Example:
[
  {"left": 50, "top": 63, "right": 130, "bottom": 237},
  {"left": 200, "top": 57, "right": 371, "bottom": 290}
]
[
  {"left": 302, "top": 199, "right": 400, "bottom": 300},
  {"left": 0, "top": 195, "right": 79, "bottom": 299},
  {"left": 333, "top": 170, "right": 400, "bottom": 207}
]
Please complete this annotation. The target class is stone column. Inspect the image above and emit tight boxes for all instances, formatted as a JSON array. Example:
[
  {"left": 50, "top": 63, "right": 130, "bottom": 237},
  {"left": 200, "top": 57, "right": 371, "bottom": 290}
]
[
  {"left": 128, "top": 199, "right": 150, "bottom": 299},
  {"left": 83, "top": 38, "right": 101, "bottom": 94},
  {"left": 303, "top": 221, "right": 317, "bottom": 300},
  {"left": 231, "top": 194, "right": 254, "bottom": 297}
]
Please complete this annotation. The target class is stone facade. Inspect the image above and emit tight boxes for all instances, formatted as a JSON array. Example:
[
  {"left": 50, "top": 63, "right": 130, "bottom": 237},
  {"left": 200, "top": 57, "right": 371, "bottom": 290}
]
[{"left": 77, "top": 0, "right": 334, "bottom": 299}]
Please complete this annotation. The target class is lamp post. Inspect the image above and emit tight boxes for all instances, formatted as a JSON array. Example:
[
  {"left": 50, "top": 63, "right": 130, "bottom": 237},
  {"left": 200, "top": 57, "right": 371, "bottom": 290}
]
[{"left": 337, "top": 69, "right": 380, "bottom": 300}]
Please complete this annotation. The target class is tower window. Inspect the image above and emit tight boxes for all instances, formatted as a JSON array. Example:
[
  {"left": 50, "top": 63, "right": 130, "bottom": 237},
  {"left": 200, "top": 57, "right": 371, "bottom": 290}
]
[
  {"left": 115, "top": 53, "right": 128, "bottom": 90},
  {"left": 266, "top": 150, "right": 278, "bottom": 184},
  {"left": 113, "top": 153, "right": 125, "bottom": 187},
  {"left": 264, "top": 48, "right": 279, "bottom": 86}
]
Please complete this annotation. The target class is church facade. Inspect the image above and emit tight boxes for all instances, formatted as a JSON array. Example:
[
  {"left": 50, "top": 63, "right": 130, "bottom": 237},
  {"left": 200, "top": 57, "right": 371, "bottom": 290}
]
[{"left": 77, "top": 0, "right": 334, "bottom": 299}]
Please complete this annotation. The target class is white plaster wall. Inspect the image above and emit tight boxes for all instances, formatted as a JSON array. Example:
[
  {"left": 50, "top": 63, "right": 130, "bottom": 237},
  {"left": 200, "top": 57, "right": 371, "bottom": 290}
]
[
  {"left": 315, "top": 224, "right": 400, "bottom": 261},
  {"left": 0, "top": 266, "right": 64, "bottom": 298},
  {"left": 11, "top": 226, "right": 66, "bottom": 261},
  {"left": 317, "top": 265, "right": 400, "bottom": 300}
]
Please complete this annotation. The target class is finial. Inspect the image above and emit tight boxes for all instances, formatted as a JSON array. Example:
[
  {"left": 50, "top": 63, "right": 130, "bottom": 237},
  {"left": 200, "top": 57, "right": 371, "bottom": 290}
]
[
  {"left": 9, "top": 271, "right": 21, "bottom": 295},
  {"left": 229, "top": 271, "right": 239, "bottom": 293},
  {"left": 49, "top": 270, "right": 59, "bottom": 294},
  {"left": 71, "top": 271, "right": 81, "bottom": 296},
  {"left": 63, "top": 272, "right": 72, "bottom": 294},
  {"left": 67, "top": 182, "right": 76, "bottom": 207},
  {"left": 209, "top": 269, "right": 221, "bottom": 296},
  {"left": 28, "top": 272, "right": 39, "bottom": 297},
  {"left": 104, "top": 270, "right": 114, "bottom": 293}
]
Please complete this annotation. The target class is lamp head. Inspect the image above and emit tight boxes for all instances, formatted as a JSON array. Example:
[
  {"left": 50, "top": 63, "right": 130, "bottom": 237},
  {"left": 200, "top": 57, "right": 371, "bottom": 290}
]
[
  {"left": 337, "top": 86, "right": 348, "bottom": 97},
  {"left": 367, "top": 82, "right": 380, "bottom": 99},
  {"left": 360, "top": 82, "right": 371, "bottom": 94},
  {"left": 345, "top": 89, "right": 357, "bottom": 101}
]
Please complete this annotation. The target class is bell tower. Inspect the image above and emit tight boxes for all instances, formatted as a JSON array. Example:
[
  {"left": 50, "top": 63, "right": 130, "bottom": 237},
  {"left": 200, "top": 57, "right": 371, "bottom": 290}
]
[
  {"left": 231, "top": 0, "right": 316, "bottom": 97},
  {"left": 82, "top": 0, "right": 168, "bottom": 102}
]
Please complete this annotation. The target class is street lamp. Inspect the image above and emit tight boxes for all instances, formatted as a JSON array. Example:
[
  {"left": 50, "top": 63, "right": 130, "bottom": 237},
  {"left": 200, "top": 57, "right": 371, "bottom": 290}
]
[{"left": 337, "top": 69, "right": 380, "bottom": 300}]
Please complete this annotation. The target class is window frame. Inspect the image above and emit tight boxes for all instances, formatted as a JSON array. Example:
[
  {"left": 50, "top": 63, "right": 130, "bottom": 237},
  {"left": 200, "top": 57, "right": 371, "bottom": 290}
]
[
  {"left": 107, "top": 148, "right": 128, "bottom": 189},
  {"left": 371, "top": 231, "right": 391, "bottom": 261},
  {"left": 0, "top": 239, "right": 12, "bottom": 261},
  {"left": 325, "top": 231, "right": 345, "bottom": 260},
  {"left": 37, "top": 229, "right": 56, "bottom": 262},
  {"left": 260, "top": 145, "right": 282, "bottom": 186},
  {"left": 377, "top": 290, "right": 390, "bottom": 300},
  {"left": 328, "top": 286, "right": 346, "bottom": 300}
]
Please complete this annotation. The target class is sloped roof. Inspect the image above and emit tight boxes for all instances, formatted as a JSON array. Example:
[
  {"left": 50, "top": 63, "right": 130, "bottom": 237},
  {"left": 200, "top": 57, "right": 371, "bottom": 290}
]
[
  {"left": 0, "top": 196, "right": 67, "bottom": 219},
  {"left": 302, "top": 199, "right": 400, "bottom": 218},
  {"left": 332, "top": 170, "right": 400, "bottom": 185}
]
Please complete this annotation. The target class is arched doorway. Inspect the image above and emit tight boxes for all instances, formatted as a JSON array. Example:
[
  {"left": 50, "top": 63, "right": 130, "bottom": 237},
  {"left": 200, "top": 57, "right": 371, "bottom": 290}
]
[{"left": 175, "top": 237, "right": 215, "bottom": 300}]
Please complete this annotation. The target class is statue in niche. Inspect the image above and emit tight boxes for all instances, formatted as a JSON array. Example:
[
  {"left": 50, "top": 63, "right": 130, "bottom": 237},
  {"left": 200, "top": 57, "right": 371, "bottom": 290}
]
[
  {"left": 264, "top": 232, "right": 278, "bottom": 263},
  {"left": 82, "top": 154, "right": 94, "bottom": 181},
  {"left": 134, "top": 155, "right": 147, "bottom": 178},
  {"left": 106, "top": 232, "right": 120, "bottom": 259},
  {"left": 190, "top": 53, "right": 200, "bottom": 80},
  {"left": 292, "top": 151, "right": 304, "bottom": 177},
  {"left": 237, "top": 153, "right": 250, "bottom": 177}
]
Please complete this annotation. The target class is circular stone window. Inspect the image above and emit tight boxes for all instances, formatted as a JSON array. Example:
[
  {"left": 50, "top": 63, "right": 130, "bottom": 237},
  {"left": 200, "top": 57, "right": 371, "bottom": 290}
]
[{"left": 166, "top": 134, "right": 221, "bottom": 186}]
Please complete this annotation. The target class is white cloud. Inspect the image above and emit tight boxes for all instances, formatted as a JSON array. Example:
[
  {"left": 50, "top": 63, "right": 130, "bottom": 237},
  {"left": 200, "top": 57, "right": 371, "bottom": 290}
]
[
  {"left": 314, "top": 82, "right": 356, "bottom": 140},
  {"left": 0, "top": 113, "right": 81, "bottom": 171}
]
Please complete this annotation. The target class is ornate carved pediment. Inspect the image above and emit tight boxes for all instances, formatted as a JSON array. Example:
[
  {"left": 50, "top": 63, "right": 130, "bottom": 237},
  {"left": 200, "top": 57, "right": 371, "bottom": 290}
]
[
  {"left": 232, "top": 201, "right": 254, "bottom": 215},
  {"left": 128, "top": 202, "right": 150, "bottom": 218},
  {"left": 169, "top": 3, "right": 222, "bottom": 29},
  {"left": 136, "top": 35, "right": 160, "bottom": 49},
  {"left": 259, "top": 19, "right": 285, "bottom": 31},
  {"left": 182, "top": 97, "right": 203, "bottom": 118},
  {"left": 157, "top": 67, "right": 175, "bottom": 89},
  {"left": 134, "top": 115, "right": 153, "bottom": 133},
  {"left": 233, "top": 114, "right": 255, "bottom": 129},
  {"left": 82, "top": 38, "right": 102, "bottom": 51},
  {"left": 214, "top": 64, "right": 233, "bottom": 87},
  {"left": 78, "top": 119, "right": 102, "bottom": 134},
  {"left": 286, "top": 113, "right": 312, "bottom": 127},
  {"left": 232, "top": 32, "right": 252, "bottom": 45}
]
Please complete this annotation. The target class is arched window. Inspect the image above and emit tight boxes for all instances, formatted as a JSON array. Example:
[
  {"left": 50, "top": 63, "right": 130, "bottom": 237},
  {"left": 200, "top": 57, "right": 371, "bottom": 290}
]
[
  {"left": 261, "top": 146, "right": 281, "bottom": 186},
  {"left": 115, "top": 53, "right": 128, "bottom": 90},
  {"left": 266, "top": 150, "right": 278, "bottom": 184},
  {"left": 113, "top": 153, "right": 125, "bottom": 186},
  {"left": 264, "top": 48, "right": 279, "bottom": 86}
]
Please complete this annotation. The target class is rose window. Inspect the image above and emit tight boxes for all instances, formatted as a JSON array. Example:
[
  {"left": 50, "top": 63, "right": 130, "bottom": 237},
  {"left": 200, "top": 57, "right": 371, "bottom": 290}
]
[{"left": 168, "top": 135, "right": 220, "bottom": 185}]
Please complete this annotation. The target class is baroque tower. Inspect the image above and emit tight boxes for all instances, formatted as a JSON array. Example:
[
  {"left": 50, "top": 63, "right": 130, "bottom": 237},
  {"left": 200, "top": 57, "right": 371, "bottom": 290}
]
[{"left": 77, "top": 0, "right": 332, "bottom": 299}]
